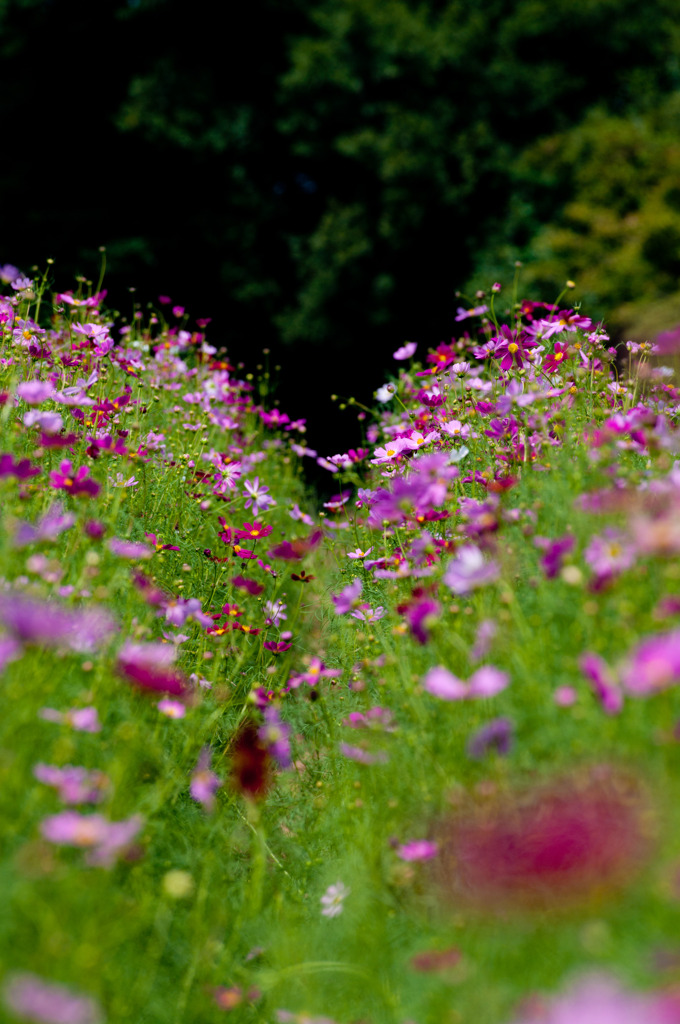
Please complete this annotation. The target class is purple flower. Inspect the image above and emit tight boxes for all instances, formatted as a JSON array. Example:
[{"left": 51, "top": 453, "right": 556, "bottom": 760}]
[
  {"left": 0, "top": 634, "right": 21, "bottom": 671},
  {"left": 190, "top": 747, "right": 221, "bottom": 811},
  {"left": 534, "top": 534, "right": 575, "bottom": 579},
  {"left": 24, "top": 410, "right": 63, "bottom": 433},
  {"left": 0, "top": 593, "right": 115, "bottom": 653},
  {"left": 331, "top": 578, "right": 363, "bottom": 614},
  {"left": 579, "top": 652, "right": 623, "bottom": 713},
  {"left": 243, "top": 476, "right": 276, "bottom": 514},
  {"left": 16, "top": 379, "right": 56, "bottom": 404},
  {"left": 164, "top": 597, "right": 213, "bottom": 629},
  {"left": 393, "top": 341, "right": 417, "bottom": 360},
  {"left": 444, "top": 545, "right": 499, "bottom": 595},
  {"left": 339, "top": 743, "right": 389, "bottom": 765},
  {"left": 2, "top": 973, "right": 103, "bottom": 1024},
  {"left": 470, "top": 619, "right": 497, "bottom": 661},
  {"left": 396, "top": 839, "right": 439, "bottom": 861},
  {"left": 467, "top": 717, "right": 513, "bottom": 759},
  {"left": 13, "top": 503, "right": 76, "bottom": 547},
  {"left": 258, "top": 706, "right": 292, "bottom": 768},
  {"left": 33, "top": 764, "right": 109, "bottom": 804},
  {"left": 107, "top": 538, "right": 153, "bottom": 560}
]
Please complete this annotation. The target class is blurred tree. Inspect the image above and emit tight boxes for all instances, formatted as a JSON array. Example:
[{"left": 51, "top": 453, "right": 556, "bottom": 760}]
[
  {"left": 475, "top": 97, "right": 680, "bottom": 341},
  {"left": 2, "top": 0, "right": 680, "bottom": 453}
]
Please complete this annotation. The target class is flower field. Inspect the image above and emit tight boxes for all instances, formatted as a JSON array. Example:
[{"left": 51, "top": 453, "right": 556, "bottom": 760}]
[{"left": 2, "top": 264, "right": 680, "bottom": 1023}]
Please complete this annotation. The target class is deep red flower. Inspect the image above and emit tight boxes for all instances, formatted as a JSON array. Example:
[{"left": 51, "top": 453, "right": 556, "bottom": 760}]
[{"left": 230, "top": 722, "right": 271, "bottom": 799}]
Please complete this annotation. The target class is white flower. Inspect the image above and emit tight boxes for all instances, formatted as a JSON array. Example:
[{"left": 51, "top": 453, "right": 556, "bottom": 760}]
[
  {"left": 375, "top": 383, "right": 396, "bottom": 403},
  {"left": 320, "top": 880, "right": 350, "bottom": 917}
]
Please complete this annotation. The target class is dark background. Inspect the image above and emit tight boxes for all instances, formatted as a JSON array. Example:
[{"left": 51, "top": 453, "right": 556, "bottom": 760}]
[{"left": 3, "top": 0, "right": 680, "bottom": 455}]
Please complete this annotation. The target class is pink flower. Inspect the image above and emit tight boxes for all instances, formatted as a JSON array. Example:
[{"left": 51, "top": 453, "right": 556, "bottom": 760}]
[
  {"left": 508, "top": 972, "right": 680, "bottom": 1024},
  {"left": 33, "top": 764, "right": 109, "bottom": 804},
  {"left": 40, "top": 707, "right": 101, "bottom": 733},
  {"left": 190, "top": 747, "right": 221, "bottom": 811},
  {"left": 108, "top": 537, "right": 153, "bottom": 560},
  {"left": 393, "top": 341, "right": 417, "bottom": 360},
  {"left": 397, "top": 839, "right": 439, "bottom": 861},
  {"left": 41, "top": 810, "right": 143, "bottom": 866},
  {"left": 288, "top": 657, "right": 342, "bottom": 688},
  {"left": 3, "top": 972, "right": 103, "bottom": 1024},
  {"left": 423, "top": 665, "right": 509, "bottom": 700},
  {"left": 444, "top": 545, "right": 499, "bottom": 595},
  {"left": 157, "top": 699, "right": 186, "bottom": 718}
]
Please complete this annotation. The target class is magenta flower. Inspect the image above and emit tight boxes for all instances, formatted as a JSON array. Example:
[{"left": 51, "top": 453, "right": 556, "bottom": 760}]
[
  {"left": 444, "top": 545, "right": 499, "bottom": 595},
  {"left": 49, "top": 460, "right": 100, "bottom": 497},
  {"left": 579, "top": 652, "right": 624, "bottom": 713},
  {"left": 492, "top": 325, "right": 537, "bottom": 370},
  {"left": 2, "top": 972, "right": 103, "bottom": 1024},
  {"left": 434, "top": 765, "right": 652, "bottom": 913},
  {"left": 41, "top": 810, "right": 143, "bottom": 867},
  {"left": 534, "top": 534, "right": 575, "bottom": 579},
  {"left": 542, "top": 340, "right": 570, "bottom": 373},
  {"left": 190, "top": 747, "right": 221, "bottom": 811},
  {"left": 116, "top": 641, "right": 187, "bottom": 697},
  {"left": 397, "top": 839, "right": 439, "bottom": 861},
  {"left": 33, "top": 764, "right": 109, "bottom": 804},
  {"left": 231, "top": 575, "right": 265, "bottom": 596},
  {"left": 620, "top": 631, "right": 680, "bottom": 695},
  {"left": 0, "top": 453, "right": 41, "bottom": 479}
]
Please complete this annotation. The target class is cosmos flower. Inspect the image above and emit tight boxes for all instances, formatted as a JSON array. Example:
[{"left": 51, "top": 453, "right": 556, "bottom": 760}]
[
  {"left": 320, "top": 881, "right": 350, "bottom": 917},
  {"left": 2, "top": 973, "right": 104, "bottom": 1024},
  {"left": 432, "top": 765, "right": 653, "bottom": 913}
]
